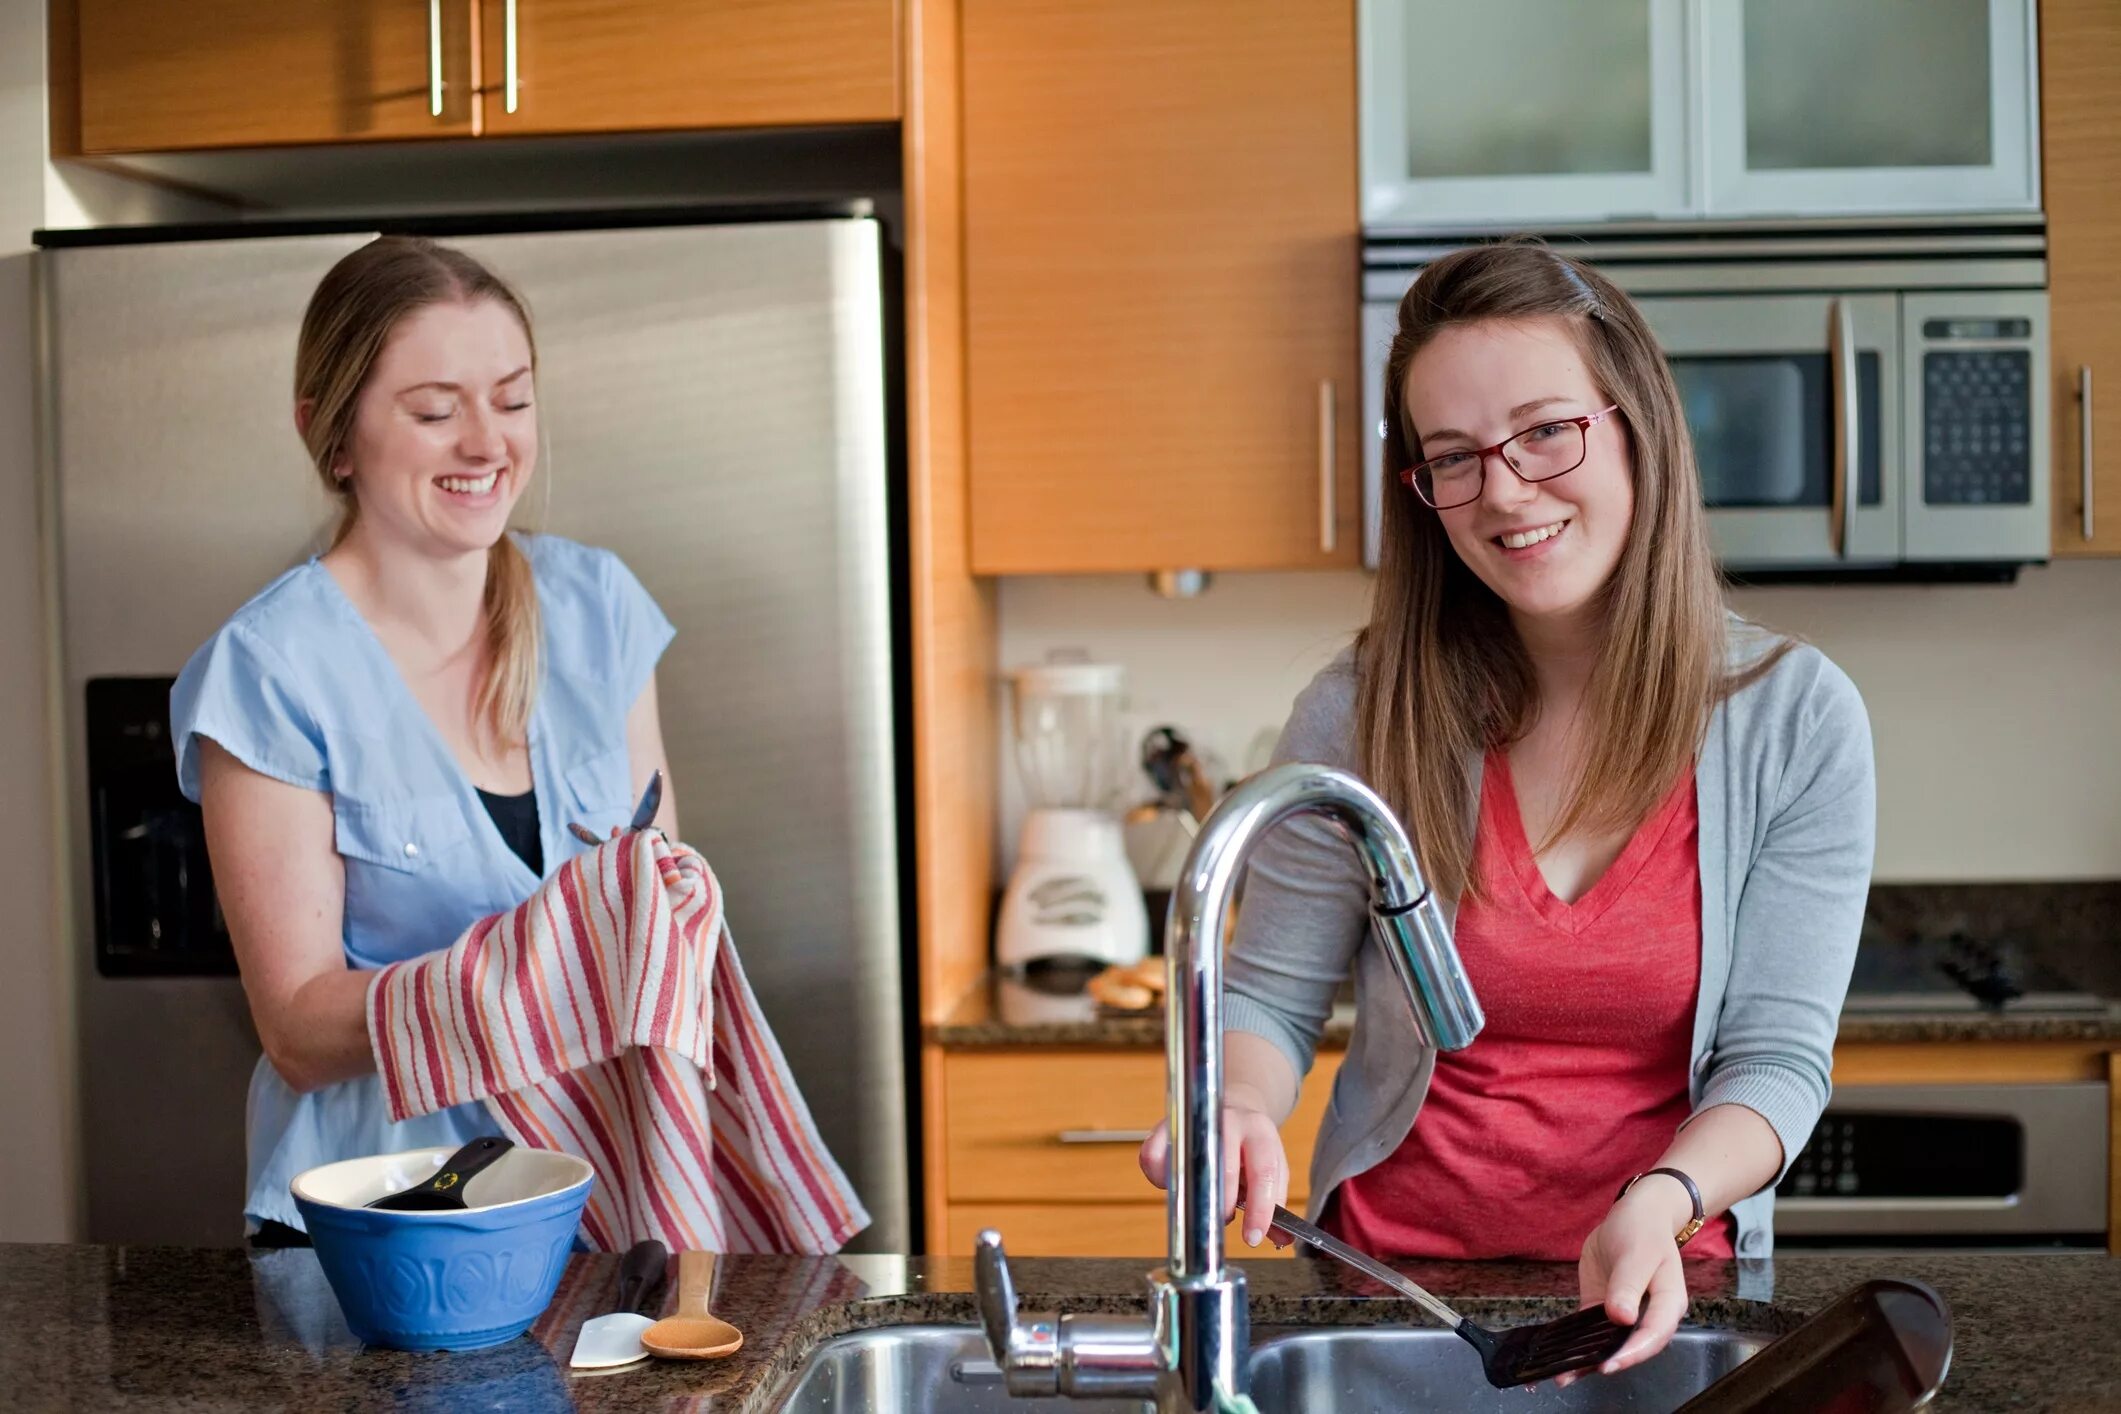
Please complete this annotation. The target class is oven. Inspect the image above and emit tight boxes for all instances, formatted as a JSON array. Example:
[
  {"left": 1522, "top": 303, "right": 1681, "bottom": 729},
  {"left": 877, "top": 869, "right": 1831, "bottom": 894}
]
[
  {"left": 1773, "top": 1082, "right": 2109, "bottom": 1250},
  {"left": 1361, "top": 225, "right": 2052, "bottom": 576}
]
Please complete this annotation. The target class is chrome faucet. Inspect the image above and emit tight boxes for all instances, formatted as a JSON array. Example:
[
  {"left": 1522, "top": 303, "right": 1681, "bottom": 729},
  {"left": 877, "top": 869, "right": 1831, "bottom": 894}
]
[{"left": 976, "top": 762, "right": 1485, "bottom": 1411}]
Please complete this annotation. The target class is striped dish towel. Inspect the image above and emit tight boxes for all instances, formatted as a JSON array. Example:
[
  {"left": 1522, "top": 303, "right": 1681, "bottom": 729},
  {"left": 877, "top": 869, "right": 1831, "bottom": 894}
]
[{"left": 365, "top": 829, "right": 869, "bottom": 1254}]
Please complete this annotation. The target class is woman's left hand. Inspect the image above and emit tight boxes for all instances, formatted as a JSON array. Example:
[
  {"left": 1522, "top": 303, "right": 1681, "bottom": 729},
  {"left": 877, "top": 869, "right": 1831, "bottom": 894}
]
[{"left": 1562, "top": 1180, "right": 1694, "bottom": 1384}]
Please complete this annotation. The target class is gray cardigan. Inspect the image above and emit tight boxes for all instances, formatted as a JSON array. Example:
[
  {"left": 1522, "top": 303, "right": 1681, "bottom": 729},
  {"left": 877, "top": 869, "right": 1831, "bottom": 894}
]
[{"left": 1223, "top": 623, "right": 1875, "bottom": 1258}]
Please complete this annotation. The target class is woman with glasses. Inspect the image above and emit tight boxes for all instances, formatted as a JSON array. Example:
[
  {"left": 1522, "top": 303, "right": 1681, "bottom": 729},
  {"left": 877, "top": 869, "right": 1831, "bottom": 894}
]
[{"left": 1140, "top": 242, "right": 1874, "bottom": 1382}]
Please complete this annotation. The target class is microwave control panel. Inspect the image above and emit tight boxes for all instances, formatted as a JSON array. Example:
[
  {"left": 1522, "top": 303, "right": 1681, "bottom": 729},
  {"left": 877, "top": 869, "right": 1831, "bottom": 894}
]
[{"left": 1921, "top": 317, "right": 2033, "bottom": 508}]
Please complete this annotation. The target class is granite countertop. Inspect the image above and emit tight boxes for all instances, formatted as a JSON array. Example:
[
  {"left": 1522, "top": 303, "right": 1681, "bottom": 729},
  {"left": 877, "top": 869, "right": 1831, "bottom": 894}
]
[
  {"left": 3, "top": 1242, "right": 2117, "bottom": 1410},
  {"left": 932, "top": 967, "right": 2121, "bottom": 1048}
]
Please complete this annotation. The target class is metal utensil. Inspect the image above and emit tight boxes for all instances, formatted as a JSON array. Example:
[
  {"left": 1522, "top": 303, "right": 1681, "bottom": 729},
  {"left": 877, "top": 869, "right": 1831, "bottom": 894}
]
[
  {"left": 365, "top": 1136, "right": 514, "bottom": 1212},
  {"left": 1264, "top": 1203, "right": 1630, "bottom": 1388},
  {"left": 640, "top": 1250, "right": 744, "bottom": 1360},
  {"left": 1674, "top": 1278, "right": 1952, "bottom": 1411},
  {"left": 569, "top": 1239, "right": 669, "bottom": 1371},
  {"left": 567, "top": 769, "right": 666, "bottom": 846},
  {"left": 628, "top": 768, "right": 664, "bottom": 831}
]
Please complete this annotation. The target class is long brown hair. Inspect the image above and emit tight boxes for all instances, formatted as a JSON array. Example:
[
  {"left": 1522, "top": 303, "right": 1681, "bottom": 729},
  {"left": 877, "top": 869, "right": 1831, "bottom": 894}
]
[
  {"left": 295, "top": 236, "right": 542, "bottom": 752},
  {"left": 1358, "top": 240, "right": 1786, "bottom": 902}
]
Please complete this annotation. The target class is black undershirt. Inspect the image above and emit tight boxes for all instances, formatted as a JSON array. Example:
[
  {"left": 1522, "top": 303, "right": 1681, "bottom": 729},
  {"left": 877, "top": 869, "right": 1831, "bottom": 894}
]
[{"left": 476, "top": 786, "right": 543, "bottom": 877}]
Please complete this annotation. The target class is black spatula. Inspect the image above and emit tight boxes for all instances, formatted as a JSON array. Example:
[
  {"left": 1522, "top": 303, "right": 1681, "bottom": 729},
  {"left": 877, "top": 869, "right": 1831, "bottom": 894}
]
[
  {"left": 367, "top": 1137, "right": 514, "bottom": 1212},
  {"left": 1265, "top": 1203, "right": 1631, "bottom": 1388}
]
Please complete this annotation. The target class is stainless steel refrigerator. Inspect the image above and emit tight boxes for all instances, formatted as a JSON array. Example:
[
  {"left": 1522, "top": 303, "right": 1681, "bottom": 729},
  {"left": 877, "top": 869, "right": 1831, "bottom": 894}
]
[{"left": 40, "top": 213, "right": 911, "bottom": 1251}]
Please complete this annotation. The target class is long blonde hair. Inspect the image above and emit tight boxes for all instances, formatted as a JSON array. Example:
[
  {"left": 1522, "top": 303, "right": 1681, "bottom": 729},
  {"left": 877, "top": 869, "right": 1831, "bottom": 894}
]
[
  {"left": 295, "top": 236, "right": 542, "bottom": 752},
  {"left": 1359, "top": 240, "right": 1787, "bottom": 902}
]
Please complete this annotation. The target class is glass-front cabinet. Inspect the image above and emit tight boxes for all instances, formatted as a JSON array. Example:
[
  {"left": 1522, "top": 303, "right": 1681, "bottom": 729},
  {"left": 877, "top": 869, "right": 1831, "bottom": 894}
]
[
  {"left": 1360, "top": 0, "right": 2040, "bottom": 226},
  {"left": 1701, "top": 0, "right": 2038, "bottom": 216},
  {"left": 1360, "top": 0, "right": 1690, "bottom": 226}
]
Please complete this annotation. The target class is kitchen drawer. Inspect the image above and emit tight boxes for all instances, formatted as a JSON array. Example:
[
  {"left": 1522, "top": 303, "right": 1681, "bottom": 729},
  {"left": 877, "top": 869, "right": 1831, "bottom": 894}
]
[
  {"left": 942, "top": 1048, "right": 1340, "bottom": 1202},
  {"left": 944, "top": 1202, "right": 1300, "bottom": 1260}
]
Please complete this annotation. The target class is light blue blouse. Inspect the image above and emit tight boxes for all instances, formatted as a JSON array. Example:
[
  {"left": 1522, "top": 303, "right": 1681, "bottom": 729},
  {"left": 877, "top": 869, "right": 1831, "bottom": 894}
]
[{"left": 171, "top": 534, "right": 675, "bottom": 1232}]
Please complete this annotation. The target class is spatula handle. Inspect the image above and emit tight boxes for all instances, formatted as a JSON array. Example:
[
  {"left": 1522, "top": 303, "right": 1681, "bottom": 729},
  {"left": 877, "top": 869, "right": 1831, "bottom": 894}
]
[
  {"left": 616, "top": 1239, "right": 668, "bottom": 1315},
  {"left": 367, "top": 1136, "right": 513, "bottom": 1209},
  {"left": 1264, "top": 1204, "right": 1465, "bottom": 1329},
  {"left": 677, "top": 1250, "right": 717, "bottom": 1319}
]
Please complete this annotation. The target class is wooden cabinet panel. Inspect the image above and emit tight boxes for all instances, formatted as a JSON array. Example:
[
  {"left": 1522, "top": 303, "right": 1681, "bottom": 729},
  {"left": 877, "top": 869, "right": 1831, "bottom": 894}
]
[
  {"left": 77, "top": 0, "right": 478, "bottom": 152},
  {"left": 2042, "top": 0, "right": 2121, "bottom": 555},
  {"left": 944, "top": 1202, "right": 1300, "bottom": 1259},
  {"left": 943, "top": 1048, "right": 1340, "bottom": 1203},
  {"left": 479, "top": 0, "right": 898, "bottom": 137},
  {"left": 961, "top": 0, "right": 1360, "bottom": 573}
]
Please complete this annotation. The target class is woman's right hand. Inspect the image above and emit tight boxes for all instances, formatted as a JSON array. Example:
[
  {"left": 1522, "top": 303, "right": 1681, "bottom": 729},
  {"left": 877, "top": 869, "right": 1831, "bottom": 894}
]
[{"left": 1136, "top": 1085, "right": 1291, "bottom": 1248}]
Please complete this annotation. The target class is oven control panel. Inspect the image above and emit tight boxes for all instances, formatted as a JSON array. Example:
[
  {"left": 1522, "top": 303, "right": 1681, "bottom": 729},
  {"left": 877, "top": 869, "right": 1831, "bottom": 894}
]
[
  {"left": 1774, "top": 1082, "right": 2108, "bottom": 1243},
  {"left": 1780, "top": 1113, "right": 2018, "bottom": 1199}
]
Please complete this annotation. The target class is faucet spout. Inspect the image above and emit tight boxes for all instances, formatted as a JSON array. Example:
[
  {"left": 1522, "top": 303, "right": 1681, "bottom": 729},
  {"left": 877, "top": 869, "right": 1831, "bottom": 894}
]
[
  {"left": 974, "top": 762, "right": 1482, "bottom": 1412},
  {"left": 1165, "top": 761, "right": 1483, "bottom": 1287}
]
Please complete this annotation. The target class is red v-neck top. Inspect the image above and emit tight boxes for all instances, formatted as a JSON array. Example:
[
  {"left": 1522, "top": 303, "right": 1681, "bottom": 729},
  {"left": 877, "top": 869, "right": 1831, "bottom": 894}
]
[{"left": 1322, "top": 749, "right": 1735, "bottom": 1261}]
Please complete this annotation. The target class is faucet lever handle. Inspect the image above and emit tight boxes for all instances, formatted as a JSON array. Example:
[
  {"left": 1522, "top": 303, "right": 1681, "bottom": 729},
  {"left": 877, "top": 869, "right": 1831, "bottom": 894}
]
[{"left": 973, "top": 1229, "right": 1018, "bottom": 1362}]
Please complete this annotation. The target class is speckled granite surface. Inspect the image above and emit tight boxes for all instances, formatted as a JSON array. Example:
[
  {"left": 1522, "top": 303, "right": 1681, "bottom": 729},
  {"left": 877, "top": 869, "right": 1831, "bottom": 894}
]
[
  {"left": 932, "top": 968, "right": 2121, "bottom": 1048},
  {"left": 3, "top": 1244, "right": 2115, "bottom": 1411}
]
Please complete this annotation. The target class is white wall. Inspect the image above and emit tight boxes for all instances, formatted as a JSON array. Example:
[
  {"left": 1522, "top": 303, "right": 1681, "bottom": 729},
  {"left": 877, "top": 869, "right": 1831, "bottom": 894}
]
[{"left": 995, "top": 561, "right": 2121, "bottom": 883}]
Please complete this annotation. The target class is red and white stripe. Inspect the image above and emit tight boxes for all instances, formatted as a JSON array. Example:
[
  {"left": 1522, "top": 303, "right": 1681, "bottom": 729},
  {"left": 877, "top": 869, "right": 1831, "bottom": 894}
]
[{"left": 366, "top": 830, "right": 868, "bottom": 1254}]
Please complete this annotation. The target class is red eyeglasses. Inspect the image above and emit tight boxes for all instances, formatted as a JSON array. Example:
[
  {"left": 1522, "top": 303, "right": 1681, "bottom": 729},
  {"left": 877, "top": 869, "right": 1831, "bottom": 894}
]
[{"left": 1401, "top": 404, "right": 1623, "bottom": 510}]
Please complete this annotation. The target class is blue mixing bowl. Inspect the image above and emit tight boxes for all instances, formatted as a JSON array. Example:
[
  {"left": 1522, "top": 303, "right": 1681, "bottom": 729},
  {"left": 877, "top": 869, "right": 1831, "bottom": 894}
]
[{"left": 291, "top": 1145, "right": 594, "bottom": 1351}]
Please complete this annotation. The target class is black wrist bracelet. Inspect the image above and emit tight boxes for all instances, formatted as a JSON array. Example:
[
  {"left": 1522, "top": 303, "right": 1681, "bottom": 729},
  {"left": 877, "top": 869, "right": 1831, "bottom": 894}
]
[{"left": 1616, "top": 1166, "right": 1708, "bottom": 1248}]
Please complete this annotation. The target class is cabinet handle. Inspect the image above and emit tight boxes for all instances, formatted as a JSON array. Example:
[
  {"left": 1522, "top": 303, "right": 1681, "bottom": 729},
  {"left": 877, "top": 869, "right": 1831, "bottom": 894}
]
[
  {"left": 504, "top": 0, "right": 520, "bottom": 114},
  {"left": 427, "top": 0, "right": 445, "bottom": 117},
  {"left": 2080, "top": 366, "right": 2095, "bottom": 542},
  {"left": 1829, "top": 299, "right": 1854, "bottom": 558},
  {"left": 1056, "top": 1129, "right": 1154, "bottom": 1145},
  {"left": 1318, "top": 379, "right": 1337, "bottom": 554}
]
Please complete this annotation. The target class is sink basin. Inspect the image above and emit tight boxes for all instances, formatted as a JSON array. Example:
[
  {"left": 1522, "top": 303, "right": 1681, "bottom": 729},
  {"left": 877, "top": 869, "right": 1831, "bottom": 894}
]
[
  {"left": 1247, "top": 1324, "right": 1772, "bottom": 1411},
  {"left": 766, "top": 1325, "right": 1146, "bottom": 1413},
  {"left": 766, "top": 1321, "right": 1771, "bottom": 1412}
]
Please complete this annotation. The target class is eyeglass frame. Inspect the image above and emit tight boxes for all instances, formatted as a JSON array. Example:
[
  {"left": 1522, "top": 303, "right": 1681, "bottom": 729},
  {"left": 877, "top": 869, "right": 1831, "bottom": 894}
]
[{"left": 1397, "top": 403, "right": 1624, "bottom": 510}]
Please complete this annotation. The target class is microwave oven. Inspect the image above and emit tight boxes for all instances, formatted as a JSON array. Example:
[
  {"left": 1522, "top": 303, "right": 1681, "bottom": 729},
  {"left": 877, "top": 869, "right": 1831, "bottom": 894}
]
[{"left": 1360, "top": 225, "right": 2052, "bottom": 577}]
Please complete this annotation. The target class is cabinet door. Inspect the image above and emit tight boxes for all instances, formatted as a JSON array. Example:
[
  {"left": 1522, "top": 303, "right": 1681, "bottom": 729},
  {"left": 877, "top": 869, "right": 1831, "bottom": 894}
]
[
  {"left": 2043, "top": 0, "right": 2121, "bottom": 556},
  {"left": 942, "top": 1048, "right": 1339, "bottom": 1204},
  {"left": 476, "top": 0, "right": 898, "bottom": 137},
  {"left": 76, "top": 0, "right": 478, "bottom": 153},
  {"left": 964, "top": 0, "right": 1360, "bottom": 573},
  {"left": 1700, "top": 0, "right": 2039, "bottom": 216},
  {"left": 1359, "top": 0, "right": 1691, "bottom": 226}
]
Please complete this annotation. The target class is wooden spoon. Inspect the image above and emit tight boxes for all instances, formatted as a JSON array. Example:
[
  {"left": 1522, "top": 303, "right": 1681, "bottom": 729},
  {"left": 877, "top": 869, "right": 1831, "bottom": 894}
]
[{"left": 641, "top": 1250, "right": 744, "bottom": 1360}]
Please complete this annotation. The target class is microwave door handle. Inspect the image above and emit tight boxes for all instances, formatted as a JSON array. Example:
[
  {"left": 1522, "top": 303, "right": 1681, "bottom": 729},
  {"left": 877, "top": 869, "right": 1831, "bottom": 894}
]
[{"left": 1830, "top": 298, "right": 1855, "bottom": 559}]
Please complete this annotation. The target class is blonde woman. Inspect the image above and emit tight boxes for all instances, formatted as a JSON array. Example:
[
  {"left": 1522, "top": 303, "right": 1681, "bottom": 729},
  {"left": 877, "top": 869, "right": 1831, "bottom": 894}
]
[
  {"left": 172, "top": 237, "right": 676, "bottom": 1245},
  {"left": 1141, "top": 242, "right": 1874, "bottom": 1379}
]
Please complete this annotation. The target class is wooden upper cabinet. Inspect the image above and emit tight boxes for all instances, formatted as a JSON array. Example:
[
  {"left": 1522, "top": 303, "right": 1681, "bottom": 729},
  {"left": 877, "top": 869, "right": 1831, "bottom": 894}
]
[
  {"left": 68, "top": 0, "right": 898, "bottom": 155},
  {"left": 76, "top": 0, "right": 479, "bottom": 152},
  {"left": 962, "top": 0, "right": 1361, "bottom": 574},
  {"left": 2043, "top": 0, "right": 2121, "bottom": 556},
  {"left": 477, "top": 0, "right": 899, "bottom": 137}
]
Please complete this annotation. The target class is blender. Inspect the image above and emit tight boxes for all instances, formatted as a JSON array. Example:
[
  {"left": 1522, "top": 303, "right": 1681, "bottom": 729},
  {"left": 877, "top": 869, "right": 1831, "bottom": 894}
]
[{"left": 995, "top": 659, "right": 1150, "bottom": 970}]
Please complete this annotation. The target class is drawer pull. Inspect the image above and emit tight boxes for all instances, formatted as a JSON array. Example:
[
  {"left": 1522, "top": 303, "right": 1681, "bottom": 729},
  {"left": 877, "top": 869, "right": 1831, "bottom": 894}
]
[{"left": 1056, "top": 1128, "right": 1154, "bottom": 1145}]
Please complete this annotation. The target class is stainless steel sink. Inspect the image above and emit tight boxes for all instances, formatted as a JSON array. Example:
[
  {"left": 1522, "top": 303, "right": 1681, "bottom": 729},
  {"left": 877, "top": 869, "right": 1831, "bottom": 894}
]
[
  {"left": 1246, "top": 1324, "right": 1772, "bottom": 1412},
  {"left": 766, "top": 1321, "right": 1771, "bottom": 1412},
  {"left": 766, "top": 1324, "right": 1148, "bottom": 1413}
]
